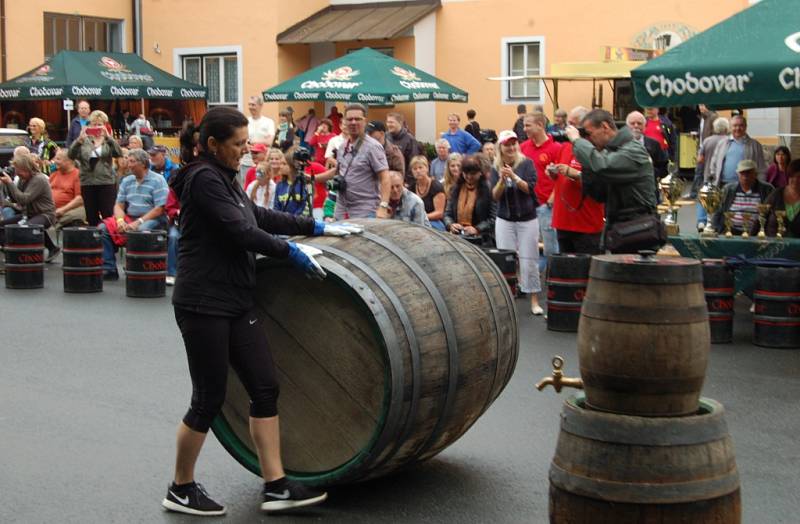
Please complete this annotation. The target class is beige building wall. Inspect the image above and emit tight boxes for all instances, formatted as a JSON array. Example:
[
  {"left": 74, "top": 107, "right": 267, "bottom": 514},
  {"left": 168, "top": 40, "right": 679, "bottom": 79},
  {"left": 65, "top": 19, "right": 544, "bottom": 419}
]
[
  {"left": 140, "top": 0, "right": 328, "bottom": 118},
  {"left": 432, "top": 0, "right": 749, "bottom": 137},
  {"left": 3, "top": 0, "right": 759, "bottom": 142},
  {"left": 4, "top": 0, "right": 133, "bottom": 78}
]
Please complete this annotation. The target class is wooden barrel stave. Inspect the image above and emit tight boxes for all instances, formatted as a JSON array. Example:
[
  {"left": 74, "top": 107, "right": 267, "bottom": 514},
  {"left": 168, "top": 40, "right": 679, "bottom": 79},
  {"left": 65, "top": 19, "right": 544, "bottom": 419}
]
[{"left": 216, "top": 220, "right": 518, "bottom": 486}]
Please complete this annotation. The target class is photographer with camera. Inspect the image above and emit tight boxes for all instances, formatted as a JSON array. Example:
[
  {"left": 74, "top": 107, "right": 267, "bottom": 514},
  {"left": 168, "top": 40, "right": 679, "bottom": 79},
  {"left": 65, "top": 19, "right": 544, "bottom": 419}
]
[
  {"left": 325, "top": 103, "right": 391, "bottom": 220},
  {"left": 68, "top": 110, "right": 122, "bottom": 226},
  {"left": 273, "top": 146, "right": 330, "bottom": 217},
  {"left": 565, "top": 109, "right": 660, "bottom": 254},
  {"left": 0, "top": 151, "right": 59, "bottom": 261}
]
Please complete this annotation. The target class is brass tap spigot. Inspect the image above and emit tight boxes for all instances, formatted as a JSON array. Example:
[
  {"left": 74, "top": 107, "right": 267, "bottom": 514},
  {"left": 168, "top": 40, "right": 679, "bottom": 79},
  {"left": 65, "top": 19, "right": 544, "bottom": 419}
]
[{"left": 535, "top": 356, "right": 584, "bottom": 393}]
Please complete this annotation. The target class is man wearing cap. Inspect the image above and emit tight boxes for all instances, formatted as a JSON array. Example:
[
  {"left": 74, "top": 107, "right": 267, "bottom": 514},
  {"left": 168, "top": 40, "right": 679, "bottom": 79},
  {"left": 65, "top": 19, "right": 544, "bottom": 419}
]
[
  {"left": 243, "top": 143, "right": 268, "bottom": 188},
  {"left": 240, "top": 96, "right": 276, "bottom": 186},
  {"left": 709, "top": 115, "right": 766, "bottom": 187},
  {"left": 711, "top": 159, "right": 774, "bottom": 235},
  {"left": 148, "top": 145, "right": 179, "bottom": 182},
  {"left": 366, "top": 120, "right": 405, "bottom": 178},
  {"left": 520, "top": 111, "right": 562, "bottom": 269}
]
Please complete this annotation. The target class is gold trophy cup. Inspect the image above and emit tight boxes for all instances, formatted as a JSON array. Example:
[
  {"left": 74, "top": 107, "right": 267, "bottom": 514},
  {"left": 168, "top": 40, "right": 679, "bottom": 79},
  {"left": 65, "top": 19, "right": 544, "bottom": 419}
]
[
  {"left": 659, "top": 173, "right": 685, "bottom": 235},
  {"left": 741, "top": 212, "right": 752, "bottom": 239},
  {"left": 776, "top": 210, "right": 787, "bottom": 238},
  {"left": 757, "top": 204, "right": 771, "bottom": 238},
  {"left": 723, "top": 211, "right": 734, "bottom": 237},
  {"left": 699, "top": 184, "right": 722, "bottom": 237}
]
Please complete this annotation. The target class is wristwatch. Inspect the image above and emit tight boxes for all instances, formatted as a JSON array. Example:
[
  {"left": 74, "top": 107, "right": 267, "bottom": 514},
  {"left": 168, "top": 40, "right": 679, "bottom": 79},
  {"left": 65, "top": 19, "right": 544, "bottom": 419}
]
[{"left": 378, "top": 201, "right": 390, "bottom": 209}]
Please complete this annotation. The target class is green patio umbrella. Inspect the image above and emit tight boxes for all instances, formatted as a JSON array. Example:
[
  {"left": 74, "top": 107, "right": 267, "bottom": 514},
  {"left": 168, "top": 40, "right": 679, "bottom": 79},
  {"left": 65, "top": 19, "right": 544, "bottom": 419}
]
[
  {"left": 0, "top": 50, "right": 207, "bottom": 101},
  {"left": 263, "top": 47, "right": 467, "bottom": 105},
  {"left": 632, "top": 0, "right": 800, "bottom": 108}
]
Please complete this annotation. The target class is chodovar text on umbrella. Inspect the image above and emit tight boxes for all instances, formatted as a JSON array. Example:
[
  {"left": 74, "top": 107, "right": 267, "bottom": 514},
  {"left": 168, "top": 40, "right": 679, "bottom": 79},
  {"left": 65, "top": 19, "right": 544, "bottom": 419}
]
[
  {"left": 645, "top": 72, "right": 752, "bottom": 98},
  {"left": 779, "top": 67, "right": 800, "bottom": 90}
]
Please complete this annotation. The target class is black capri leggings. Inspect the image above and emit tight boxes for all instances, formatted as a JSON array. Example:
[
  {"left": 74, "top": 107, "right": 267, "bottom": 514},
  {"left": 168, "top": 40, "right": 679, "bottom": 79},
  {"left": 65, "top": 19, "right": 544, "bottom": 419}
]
[
  {"left": 174, "top": 307, "right": 280, "bottom": 433},
  {"left": 81, "top": 183, "right": 117, "bottom": 226}
]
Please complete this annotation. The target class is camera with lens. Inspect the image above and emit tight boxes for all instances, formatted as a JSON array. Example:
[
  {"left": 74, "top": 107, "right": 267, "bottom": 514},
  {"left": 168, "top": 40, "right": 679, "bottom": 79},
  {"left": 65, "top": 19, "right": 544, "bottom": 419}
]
[
  {"left": 1, "top": 165, "right": 15, "bottom": 177},
  {"left": 327, "top": 174, "right": 347, "bottom": 193},
  {"left": 578, "top": 127, "right": 589, "bottom": 139},
  {"left": 292, "top": 146, "right": 312, "bottom": 164}
]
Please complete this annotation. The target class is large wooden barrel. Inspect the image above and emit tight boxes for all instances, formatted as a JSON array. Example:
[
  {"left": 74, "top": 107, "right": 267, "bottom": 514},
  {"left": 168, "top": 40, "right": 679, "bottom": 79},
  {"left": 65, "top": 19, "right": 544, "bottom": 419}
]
[
  {"left": 213, "top": 220, "right": 518, "bottom": 486},
  {"left": 701, "top": 259, "right": 734, "bottom": 344},
  {"left": 577, "top": 253, "right": 709, "bottom": 416},
  {"left": 549, "top": 394, "right": 741, "bottom": 524},
  {"left": 546, "top": 253, "right": 592, "bottom": 332},
  {"left": 62, "top": 227, "right": 103, "bottom": 293},
  {"left": 125, "top": 230, "right": 167, "bottom": 298},
  {"left": 4, "top": 224, "right": 45, "bottom": 289}
]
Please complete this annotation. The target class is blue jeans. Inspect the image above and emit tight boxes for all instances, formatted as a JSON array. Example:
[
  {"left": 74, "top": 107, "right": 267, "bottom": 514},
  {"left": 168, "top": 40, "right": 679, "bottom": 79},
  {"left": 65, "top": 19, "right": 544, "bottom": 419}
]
[
  {"left": 99, "top": 218, "right": 165, "bottom": 273},
  {"left": 168, "top": 224, "right": 181, "bottom": 277},
  {"left": 696, "top": 202, "right": 708, "bottom": 227},
  {"left": 2, "top": 207, "right": 18, "bottom": 220},
  {"left": 536, "top": 203, "right": 559, "bottom": 271},
  {"left": 430, "top": 220, "right": 446, "bottom": 231}
]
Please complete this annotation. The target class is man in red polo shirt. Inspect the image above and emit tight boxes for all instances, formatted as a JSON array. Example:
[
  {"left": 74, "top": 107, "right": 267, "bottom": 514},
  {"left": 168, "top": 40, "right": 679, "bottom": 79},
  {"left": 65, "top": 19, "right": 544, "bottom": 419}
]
[
  {"left": 549, "top": 106, "right": 605, "bottom": 254},
  {"left": 520, "top": 112, "right": 562, "bottom": 269},
  {"left": 49, "top": 149, "right": 86, "bottom": 230}
]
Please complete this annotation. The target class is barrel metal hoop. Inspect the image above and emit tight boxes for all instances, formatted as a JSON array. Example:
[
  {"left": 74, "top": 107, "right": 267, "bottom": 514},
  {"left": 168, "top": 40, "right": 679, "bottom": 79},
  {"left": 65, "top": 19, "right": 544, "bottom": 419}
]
[
  {"left": 307, "top": 242, "right": 421, "bottom": 473},
  {"left": 753, "top": 316, "right": 800, "bottom": 326},
  {"left": 4, "top": 263, "right": 45, "bottom": 268},
  {"left": 361, "top": 231, "right": 459, "bottom": 460},
  {"left": 753, "top": 293, "right": 800, "bottom": 301},
  {"left": 63, "top": 248, "right": 102, "bottom": 254},
  {"left": 546, "top": 278, "right": 589, "bottom": 287},
  {"left": 580, "top": 371, "right": 706, "bottom": 395},
  {"left": 561, "top": 396, "right": 729, "bottom": 445},
  {"left": 4, "top": 245, "right": 44, "bottom": 252},
  {"left": 581, "top": 302, "right": 708, "bottom": 324},
  {"left": 549, "top": 463, "right": 740, "bottom": 504},
  {"left": 430, "top": 231, "right": 507, "bottom": 420}
]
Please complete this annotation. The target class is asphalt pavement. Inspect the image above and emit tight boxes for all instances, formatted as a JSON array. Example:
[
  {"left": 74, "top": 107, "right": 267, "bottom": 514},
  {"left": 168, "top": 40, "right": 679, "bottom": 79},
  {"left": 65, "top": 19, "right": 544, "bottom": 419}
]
[{"left": 1, "top": 213, "right": 799, "bottom": 523}]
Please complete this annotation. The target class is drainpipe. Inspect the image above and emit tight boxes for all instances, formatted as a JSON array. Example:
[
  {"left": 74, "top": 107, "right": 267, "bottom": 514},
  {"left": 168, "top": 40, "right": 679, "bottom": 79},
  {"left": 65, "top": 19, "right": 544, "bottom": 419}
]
[
  {"left": 133, "top": 0, "right": 142, "bottom": 56},
  {"left": 1, "top": 0, "right": 7, "bottom": 81}
]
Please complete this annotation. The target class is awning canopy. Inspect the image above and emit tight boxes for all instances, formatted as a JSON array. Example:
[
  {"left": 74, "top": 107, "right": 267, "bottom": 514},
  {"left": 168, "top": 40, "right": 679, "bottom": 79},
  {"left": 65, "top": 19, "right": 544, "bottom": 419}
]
[
  {"left": 0, "top": 51, "right": 207, "bottom": 101},
  {"left": 263, "top": 47, "right": 467, "bottom": 105},
  {"left": 632, "top": 0, "right": 800, "bottom": 108},
  {"left": 277, "top": 0, "right": 440, "bottom": 44}
]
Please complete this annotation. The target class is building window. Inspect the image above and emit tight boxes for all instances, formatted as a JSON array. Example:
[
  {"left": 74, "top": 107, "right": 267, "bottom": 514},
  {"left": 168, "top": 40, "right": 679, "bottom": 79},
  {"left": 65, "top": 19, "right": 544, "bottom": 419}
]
[
  {"left": 181, "top": 54, "right": 238, "bottom": 106},
  {"left": 43, "top": 13, "right": 123, "bottom": 58},
  {"left": 501, "top": 37, "right": 545, "bottom": 104}
]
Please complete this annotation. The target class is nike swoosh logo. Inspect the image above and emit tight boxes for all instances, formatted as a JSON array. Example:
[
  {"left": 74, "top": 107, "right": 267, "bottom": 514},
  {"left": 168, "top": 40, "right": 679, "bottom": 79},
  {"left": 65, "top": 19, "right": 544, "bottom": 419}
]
[
  {"left": 265, "top": 489, "right": 290, "bottom": 500},
  {"left": 169, "top": 491, "right": 189, "bottom": 505},
  {"left": 249, "top": 318, "right": 257, "bottom": 325}
]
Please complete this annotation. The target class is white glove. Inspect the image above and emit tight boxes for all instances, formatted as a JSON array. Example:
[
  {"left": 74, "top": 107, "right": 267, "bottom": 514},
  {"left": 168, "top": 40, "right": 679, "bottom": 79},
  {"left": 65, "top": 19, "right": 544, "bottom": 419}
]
[{"left": 323, "top": 222, "right": 365, "bottom": 237}]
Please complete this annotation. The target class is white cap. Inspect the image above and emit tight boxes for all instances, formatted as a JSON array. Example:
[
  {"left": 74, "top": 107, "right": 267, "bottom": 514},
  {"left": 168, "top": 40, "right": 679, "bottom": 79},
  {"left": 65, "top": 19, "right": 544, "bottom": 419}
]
[{"left": 497, "top": 130, "right": 519, "bottom": 145}]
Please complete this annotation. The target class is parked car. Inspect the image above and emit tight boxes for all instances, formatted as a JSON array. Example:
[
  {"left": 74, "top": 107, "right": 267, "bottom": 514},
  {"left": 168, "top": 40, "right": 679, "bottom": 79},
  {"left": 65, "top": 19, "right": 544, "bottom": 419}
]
[{"left": 0, "top": 128, "right": 30, "bottom": 168}]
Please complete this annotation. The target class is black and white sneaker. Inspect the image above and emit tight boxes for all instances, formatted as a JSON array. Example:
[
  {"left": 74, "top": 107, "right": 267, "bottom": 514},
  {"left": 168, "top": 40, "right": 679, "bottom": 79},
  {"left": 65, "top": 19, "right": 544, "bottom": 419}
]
[
  {"left": 162, "top": 481, "right": 226, "bottom": 516},
  {"left": 261, "top": 478, "right": 327, "bottom": 512}
]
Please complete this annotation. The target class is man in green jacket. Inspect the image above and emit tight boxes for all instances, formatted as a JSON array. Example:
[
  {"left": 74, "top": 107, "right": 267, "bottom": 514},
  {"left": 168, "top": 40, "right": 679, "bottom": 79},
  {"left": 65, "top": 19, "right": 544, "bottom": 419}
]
[{"left": 565, "top": 109, "right": 657, "bottom": 252}]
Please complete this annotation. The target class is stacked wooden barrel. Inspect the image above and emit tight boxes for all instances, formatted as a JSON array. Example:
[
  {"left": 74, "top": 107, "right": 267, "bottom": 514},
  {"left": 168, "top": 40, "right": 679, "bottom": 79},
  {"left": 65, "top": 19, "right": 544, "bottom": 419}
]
[{"left": 546, "top": 252, "right": 741, "bottom": 523}]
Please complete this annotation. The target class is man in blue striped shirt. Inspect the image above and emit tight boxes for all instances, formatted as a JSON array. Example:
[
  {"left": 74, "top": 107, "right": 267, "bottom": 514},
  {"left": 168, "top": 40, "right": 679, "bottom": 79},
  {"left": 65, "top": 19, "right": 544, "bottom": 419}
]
[{"left": 99, "top": 148, "right": 168, "bottom": 279}]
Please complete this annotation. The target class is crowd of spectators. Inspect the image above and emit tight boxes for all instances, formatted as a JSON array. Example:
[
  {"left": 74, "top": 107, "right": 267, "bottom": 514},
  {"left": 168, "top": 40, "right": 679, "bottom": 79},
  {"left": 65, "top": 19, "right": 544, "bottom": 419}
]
[{"left": 0, "top": 97, "right": 786, "bottom": 315}]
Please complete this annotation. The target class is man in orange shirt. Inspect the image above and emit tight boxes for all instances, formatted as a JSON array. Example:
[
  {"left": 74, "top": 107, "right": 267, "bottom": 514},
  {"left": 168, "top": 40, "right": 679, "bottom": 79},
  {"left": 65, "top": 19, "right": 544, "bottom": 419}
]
[{"left": 49, "top": 149, "right": 86, "bottom": 229}]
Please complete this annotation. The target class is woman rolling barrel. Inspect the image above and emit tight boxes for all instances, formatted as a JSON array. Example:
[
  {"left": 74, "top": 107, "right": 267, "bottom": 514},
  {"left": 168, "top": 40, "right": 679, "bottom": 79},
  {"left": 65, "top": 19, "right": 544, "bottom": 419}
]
[{"left": 163, "top": 106, "right": 362, "bottom": 516}]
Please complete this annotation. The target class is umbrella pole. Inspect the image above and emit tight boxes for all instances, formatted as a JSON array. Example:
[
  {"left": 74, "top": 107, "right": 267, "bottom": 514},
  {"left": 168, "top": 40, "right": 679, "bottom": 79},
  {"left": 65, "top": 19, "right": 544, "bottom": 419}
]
[{"left": 140, "top": 98, "right": 145, "bottom": 116}]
